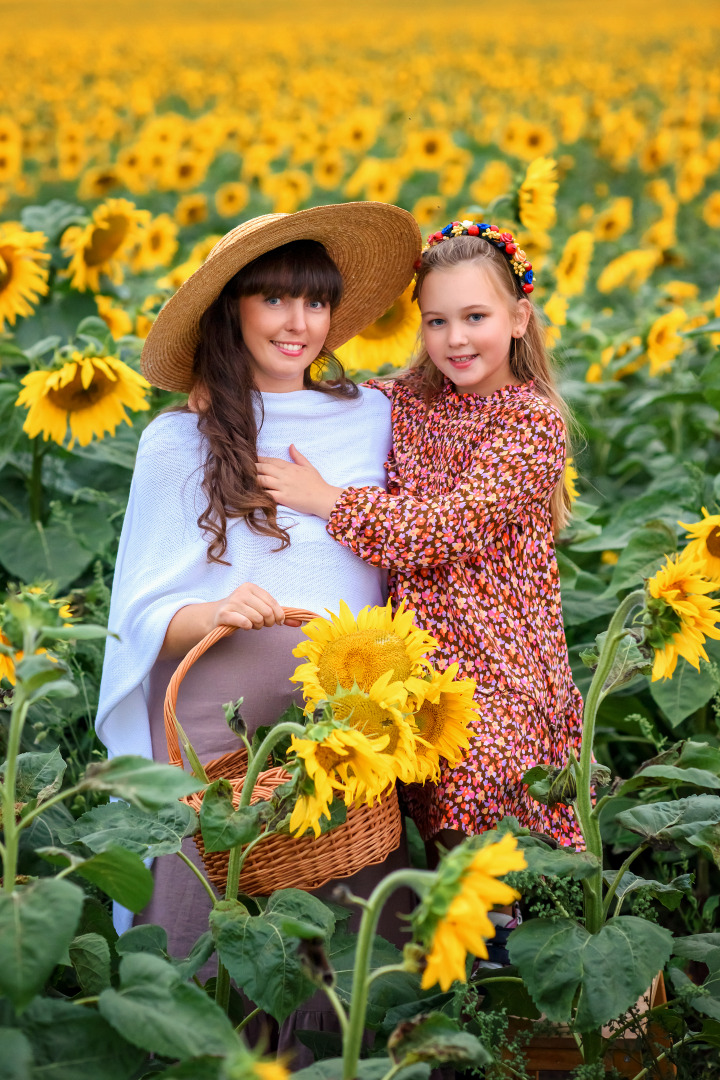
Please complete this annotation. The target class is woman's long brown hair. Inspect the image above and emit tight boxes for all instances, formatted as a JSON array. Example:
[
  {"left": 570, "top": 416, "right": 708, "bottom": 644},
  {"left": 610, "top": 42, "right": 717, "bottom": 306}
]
[
  {"left": 189, "top": 238, "right": 358, "bottom": 563},
  {"left": 409, "top": 234, "right": 573, "bottom": 531}
]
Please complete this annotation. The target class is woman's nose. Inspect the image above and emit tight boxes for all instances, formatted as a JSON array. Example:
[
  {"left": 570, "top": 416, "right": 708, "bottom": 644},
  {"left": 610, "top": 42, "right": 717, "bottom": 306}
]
[{"left": 283, "top": 300, "right": 307, "bottom": 332}]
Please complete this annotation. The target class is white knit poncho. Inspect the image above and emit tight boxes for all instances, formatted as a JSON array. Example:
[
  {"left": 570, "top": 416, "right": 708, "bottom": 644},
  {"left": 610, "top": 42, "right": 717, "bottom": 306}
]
[{"left": 95, "top": 386, "right": 392, "bottom": 761}]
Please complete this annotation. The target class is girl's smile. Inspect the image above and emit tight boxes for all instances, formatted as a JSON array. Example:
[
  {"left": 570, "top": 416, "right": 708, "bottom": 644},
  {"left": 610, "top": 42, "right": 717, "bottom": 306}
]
[
  {"left": 419, "top": 263, "right": 531, "bottom": 397},
  {"left": 238, "top": 293, "right": 331, "bottom": 392}
]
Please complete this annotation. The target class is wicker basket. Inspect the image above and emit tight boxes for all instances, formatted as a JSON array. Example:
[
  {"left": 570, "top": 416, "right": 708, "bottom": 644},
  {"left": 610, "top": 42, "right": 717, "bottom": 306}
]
[{"left": 164, "top": 609, "right": 402, "bottom": 895}]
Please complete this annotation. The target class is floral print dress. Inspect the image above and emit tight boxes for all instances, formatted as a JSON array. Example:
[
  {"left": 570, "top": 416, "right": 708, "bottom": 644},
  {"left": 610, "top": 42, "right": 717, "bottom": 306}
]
[{"left": 326, "top": 376, "right": 584, "bottom": 846}]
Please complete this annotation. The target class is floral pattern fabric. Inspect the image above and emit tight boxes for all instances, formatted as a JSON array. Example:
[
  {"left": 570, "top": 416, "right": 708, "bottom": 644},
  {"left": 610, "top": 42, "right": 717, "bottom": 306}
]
[{"left": 326, "top": 377, "right": 584, "bottom": 846}]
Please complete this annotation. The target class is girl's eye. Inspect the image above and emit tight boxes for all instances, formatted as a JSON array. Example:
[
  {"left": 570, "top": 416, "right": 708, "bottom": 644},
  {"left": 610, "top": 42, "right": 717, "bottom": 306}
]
[
  {"left": 427, "top": 317, "right": 445, "bottom": 327},
  {"left": 468, "top": 313, "right": 485, "bottom": 322}
]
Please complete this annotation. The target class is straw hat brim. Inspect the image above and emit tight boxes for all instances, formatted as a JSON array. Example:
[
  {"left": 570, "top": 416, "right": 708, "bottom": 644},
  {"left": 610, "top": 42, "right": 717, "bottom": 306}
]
[{"left": 141, "top": 201, "right": 422, "bottom": 392}]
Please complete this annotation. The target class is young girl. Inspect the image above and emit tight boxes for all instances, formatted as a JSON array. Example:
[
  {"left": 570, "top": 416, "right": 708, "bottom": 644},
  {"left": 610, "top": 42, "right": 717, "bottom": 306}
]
[
  {"left": 95, "top": 202, "right": 421, "bottom": 997},
  {"left": 257, "top": 220, "right": 585, "bottom": 873}
]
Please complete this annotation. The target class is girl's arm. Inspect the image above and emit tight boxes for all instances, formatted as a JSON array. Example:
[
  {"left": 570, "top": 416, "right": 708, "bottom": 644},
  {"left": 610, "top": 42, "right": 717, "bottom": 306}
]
[{"left": 159, "top": 583, "right": 290, "bottom": 661}]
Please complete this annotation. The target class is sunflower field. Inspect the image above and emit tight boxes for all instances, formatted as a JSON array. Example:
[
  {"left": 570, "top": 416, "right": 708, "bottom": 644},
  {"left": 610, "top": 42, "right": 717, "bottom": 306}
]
[{"left": 2, "top": 0, "right": 720, "bottom": 1076}]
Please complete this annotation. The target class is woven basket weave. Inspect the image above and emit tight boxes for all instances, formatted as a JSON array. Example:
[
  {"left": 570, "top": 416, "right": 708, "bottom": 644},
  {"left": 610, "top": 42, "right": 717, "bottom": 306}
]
[{"left": 164, "top": 610, "right": 402, "bottom": 894}]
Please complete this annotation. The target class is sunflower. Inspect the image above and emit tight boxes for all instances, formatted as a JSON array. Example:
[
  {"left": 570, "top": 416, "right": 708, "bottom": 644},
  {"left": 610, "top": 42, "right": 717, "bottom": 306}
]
[
  {"left": 646, "top": 307, "right": 686, "bottom": 376},
  {"left": 411, "top": 195, "right": 447, "bottom": 228},
  {"left": 336, "top": 282, "right": 420, "bottom": 374},
  {"left": 328, "top": 673, "right": 419, "bottom": 782},
  {"left": 679, "top": 509, "right": 720, "bottom": 582},
  {"left": 334, "top": 108, "right": 382, "bottom": 154},
  {"left": 262, "top": 169, "right": 312, "bottom": 214},
  {"left": 554, "top": 231, "right": 594, "bottom": 297},
  {"left": 676, "top": 153, "right": 709, "bottom": 203},
  {"left": 412, "top": 833, "right": 526, "bottom": 991},
  {"left": 291, "top": 600, "right": 437, "bottom": 709},
  {"left": 703, "top": 192, "right": 720, "bottom": 229},
  {"left": 645, "top": 553, "right": 720, "bottom": 681},
  {"left": 596, "top": 248, "right": 660, "bottom": 294},
  {"left": 313, "top": 149, "right": 346, "bottom": 190},
  {"left": 518, "top": 157, "right": 558, "bottom": 232},
  {"left": 16, "top": 352, "right": 151, "bottom": 449},
  {"left": 131, "top": 214, "right": 179, "bottom": 272},
  {"left": 661, "top": 281, "right": 698, "bottom": 304},
  {"left": 215, "top": 181, "right": 249, "bottom": 218},
  {"left": 0, "top": 223, "right": 50, "bottom": 332},
  {"left": 77, "top": 165, "right": 127, "bottom": 201},
  {"left": 404, "top": 129, "right": 456, "bottom": 171},
  {"left": 468, "top": 160, "right": 512, "bottom": 209},
  {"left": 61, "top": 198, "right": 150, "bottom": 292},
  {"left": 592, "top": 197, "right": 633, "bottom": 242},
  {"left": 0, "top": 629, "right": 17, "bottom": 686},
  {"left": 544, "top": 292, "right": 567, "bottom": 328},
  {"left": 95, "top": 295, "right": 133, "bottom": 338},
  {"left": 410, "top": 664, "right": 476, "bottom": 782},
  {"left": 288, "top": 725, "right": 396, "bottom": 836},
  {"left": 174, "top": 193, "right": 208, "bottom": 227},
  {"left": 564, "top": 457, "right": 579, "bottom": 502},
  {"left": 161, "top": 149, "right": 209, "bottom": 192}
]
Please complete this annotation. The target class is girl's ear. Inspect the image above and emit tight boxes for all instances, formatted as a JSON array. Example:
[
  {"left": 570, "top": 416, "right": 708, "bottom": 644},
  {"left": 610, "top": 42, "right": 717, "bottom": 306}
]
[
  {"left": 188, "top": 382, "right": 210, "bottom": 414},
  {"left": 512, "top": 297, "right": 532, "bottom": 339}
]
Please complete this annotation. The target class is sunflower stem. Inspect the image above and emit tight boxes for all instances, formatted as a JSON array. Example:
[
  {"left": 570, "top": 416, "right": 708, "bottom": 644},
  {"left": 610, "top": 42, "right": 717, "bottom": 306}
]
[
  {"left": 28, "top": 440, "right": 45, "bottom": 524},
  {"left": 342, "top": 868, "right": 434, "bottom": 1080}
]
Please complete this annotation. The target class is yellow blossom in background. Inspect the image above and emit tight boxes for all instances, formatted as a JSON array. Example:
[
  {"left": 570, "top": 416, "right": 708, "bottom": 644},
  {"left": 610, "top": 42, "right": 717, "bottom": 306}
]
[
  {"left": 678, "top": 509, "right": 720, "bottom": 581},
  {"left": 61, "top": 198, "right": 150, "bottom": 292},
  {"left": 174, "top": 193, "right": 208, "bottom": 227},
  {"left": 469, "top": 160, "right": 512, "bottom": 209},
  {"left": 518, "top": 157, "right": 558, "bottom": 232},
  {"left": 601, "top": 550, "right": 620, "bottom": 565},
  {"left": 703, "top": 192, "right": 720, "bottom": 228},
  {"left": 646, "top": 553, "right": 720, "bottom": 681},
  {"left": 646, "top": 307, "right": 686, "bottom": 375},
  {"left": 95, "top": 294, "right": 133, "bottom": 338},
  {"left": 214, "top": 181, "right": 249, "bottom": 218},
  {"left": 555, "top": 231, "right": 594, "bottom": 297},
  {"left": 597, "top": 248, "right": 660, "bottom": 293},
  {"left": 564, "top": 457, "right": 579, "bottom": 502},
  {"left": 131, "top": 213, "right": 179, "bottom": 272},
  {"left": 0, "top": 223, "right": 50, "bottom": 331},
  {"left": 660, "top": 281, "right": 699, "bottom": 304},
  {"left": 337, "top": 281, "right": 420, "bottom": 374},
  {"left": 592, "top": 196, "right": 633, "bottom": 242},
  {"left": 411, "top": 194, "right": 447, "bottom": 228},
  {"left": 413, "top": 833, "right": 526, "bottom": 991},
  {"left": 0, "top": 629, "right": 17, "bottom": 685},
  {"left": 16, "top": 352, "right": 151, "bottom": 448},
  {"left": 544, "top": 292, "right": 568, "bottom": 327}
]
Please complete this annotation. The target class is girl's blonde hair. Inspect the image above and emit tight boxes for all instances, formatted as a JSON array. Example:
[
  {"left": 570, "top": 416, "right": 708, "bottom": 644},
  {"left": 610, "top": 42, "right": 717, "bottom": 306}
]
[{"left": 409, "top": 234, "right": 572, "bottom": 531}]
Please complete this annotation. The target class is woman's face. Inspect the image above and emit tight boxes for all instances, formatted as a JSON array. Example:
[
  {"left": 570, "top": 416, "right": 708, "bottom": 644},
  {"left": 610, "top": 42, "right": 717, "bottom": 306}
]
[{"left": 238, "top": 293, "right": 332, "bottom": 393}]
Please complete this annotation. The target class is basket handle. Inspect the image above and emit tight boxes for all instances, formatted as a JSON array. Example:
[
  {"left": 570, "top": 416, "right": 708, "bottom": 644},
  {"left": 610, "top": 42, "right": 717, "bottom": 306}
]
[{"left": 164, "top": 607, "right": 320, "bottom": 767}]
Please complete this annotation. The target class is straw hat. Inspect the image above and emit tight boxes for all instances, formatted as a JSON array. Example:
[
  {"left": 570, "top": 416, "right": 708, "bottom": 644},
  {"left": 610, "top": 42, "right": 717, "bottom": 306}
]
[{"left": 141, "top": 201, "right": 422, "bottom": 392}]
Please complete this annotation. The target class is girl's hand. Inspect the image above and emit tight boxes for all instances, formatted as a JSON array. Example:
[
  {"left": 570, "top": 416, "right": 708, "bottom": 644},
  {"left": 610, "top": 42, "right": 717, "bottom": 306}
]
[
  {"left": 211, "top": 583, "right": 299, "bottom": 630},
  {"left": 256, "top": 444, "right": 344, "bottom": 519}
]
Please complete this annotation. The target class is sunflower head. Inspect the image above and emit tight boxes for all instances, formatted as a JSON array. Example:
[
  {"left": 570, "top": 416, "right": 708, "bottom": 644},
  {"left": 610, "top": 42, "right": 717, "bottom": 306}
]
[
  {"left": 643, "top": 551, "right": 720, "bottom": 680},
  {"left": 412, "top": 833, "right": 526, "bottom": 991},
  {"left": 409, "top": 664, "right": 476, "bottom": 781},
  {"left": 327, "top": 675, "right": 420, "bottom": 782},
  {"left": 679, "top": 508, "right": 720, "bottom": 581},
  {"left": 291, "top": 600, "right": 437, "bottom": 710}
]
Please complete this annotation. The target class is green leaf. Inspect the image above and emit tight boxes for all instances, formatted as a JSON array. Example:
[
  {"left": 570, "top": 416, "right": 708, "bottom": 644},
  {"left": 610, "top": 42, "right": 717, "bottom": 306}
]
[
  {"left": 1, "top": 747, "right": 66, "bottom": 803},
  {"left": 211, "top": 892, "right": 330, "bottom": 1022},
  {"left": 702, "top": 351, "right": 720, "bottom": 411},
  {"left": 39, "top": 623, "right": 111, "bottom": 642},
  {"left": 144, "top": 1060, "right": 223, "bottom": 1080},
  {"left": 294, "top": 1062, "right": 430, "bottom": 1080},
  {"left": 0, "top": 519, "right": 97, "bottom": 592},
  {"left": 19, "top": 997, "right": 145, "bottom": 1080},
  {"left": 601, "top": 870, "right": 693, "bottom": 911},
  {"left": 0, "top": 878, "right": 85, "bottom": 1012},
  {"left": 667, "top": 966, "right": 720, "bottom": 1021},
  {"left": 609, "top": 522, "right": 677, "bottom": 593},
  {"left": 572, "top": 487, "right": 692, "bottom": 552},
  {"left": 40, "top": 846, "right": 154, "bottom": 912},
  {"left": 70, "top": 932, "right": 112, "bottom": 995},
  {"left": 326, "top": 929, "right": 406, "bottom": 1028},
  {"left": 80, "top": 756, "right": 205, "bottom": 810},
  {"left": 517, "top": 839, "right": 601, "bottom": 880},
  {"left": 58, "top": 800, "right": 197, "bottom": 858},
  {"left": 199, "top": 779, "right": 263, "bottom": 852},
  {"left": 0, "top": 1028, "right": 33, "bottom": 1080},
  {"left": 13, "top": 654, "right": 76, "bottom": 704},
  {"left": 98, "top": 953, "right": 238, "bottom": 1059},
  {"left": 116, "top": 923, "right": 169, "bottom": 959},
  {"left": 616, "top": 794, "right": 720, "bottom": 865},
  {"left": 507, "top": 915, "right": 672, "bottom": 1030},
  {"left": 650, "top": 656, "right": 720, "bottom": 726},
  {"left": 387, "top": 1011, "right": 491, "bottom": 1067},
  {"left": 21, "top": 199, "right": 87, "bottom": 242}
]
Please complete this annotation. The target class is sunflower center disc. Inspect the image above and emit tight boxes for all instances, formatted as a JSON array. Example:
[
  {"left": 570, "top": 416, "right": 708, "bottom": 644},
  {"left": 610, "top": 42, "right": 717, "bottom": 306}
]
[
  {"left": 48, "top": 367, "right": 114, "bottom": 412},
  {"left": 316, "top": 629, "right": 412, "bottom": 694},
  {"left": 84, "top": 214, "right": 130, "bottom": 266},
  {"left": 333, "top": 693, "right": 397, "bottom": 747},
  {"left": 0, "top": 250, "right": 12, "bottom": 290},
  {"left": 359, "top": 296, "right": 411, "bottom": 340},
  {"left": 706, "top": 528, "right": 720, "bottom": 558}
]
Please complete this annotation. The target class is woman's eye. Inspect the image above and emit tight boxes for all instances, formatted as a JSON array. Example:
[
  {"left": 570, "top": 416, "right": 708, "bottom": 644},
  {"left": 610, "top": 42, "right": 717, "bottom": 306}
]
[
  {"left": 308, "top": 300, "right": 326, "bottom": 309},
  {"left": 265, "top": 296, "right": 282, "bottom": 306}
]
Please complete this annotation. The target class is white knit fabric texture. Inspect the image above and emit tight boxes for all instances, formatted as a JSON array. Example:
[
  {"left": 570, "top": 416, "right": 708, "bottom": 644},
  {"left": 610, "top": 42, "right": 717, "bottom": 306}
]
[{"left": 96, "top": 386, "right": 392, "bottom": 760}]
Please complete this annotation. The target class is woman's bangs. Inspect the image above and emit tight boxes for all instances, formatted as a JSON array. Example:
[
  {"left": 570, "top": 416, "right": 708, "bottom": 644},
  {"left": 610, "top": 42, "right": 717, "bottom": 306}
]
[{"left": 235, "top": 239, "right": 344, "bottom": 308}]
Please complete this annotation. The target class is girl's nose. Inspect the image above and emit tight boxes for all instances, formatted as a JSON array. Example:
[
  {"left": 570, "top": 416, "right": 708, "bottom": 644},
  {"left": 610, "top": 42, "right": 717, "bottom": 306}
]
[{"left": 447, "top": 322, "right": 469, "bottom": 346}]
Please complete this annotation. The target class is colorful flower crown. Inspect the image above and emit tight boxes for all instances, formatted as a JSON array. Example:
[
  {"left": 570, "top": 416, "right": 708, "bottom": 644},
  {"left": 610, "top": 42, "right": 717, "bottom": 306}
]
[{"left": 418, "top": 219, "right": 534, "bottom": 294}]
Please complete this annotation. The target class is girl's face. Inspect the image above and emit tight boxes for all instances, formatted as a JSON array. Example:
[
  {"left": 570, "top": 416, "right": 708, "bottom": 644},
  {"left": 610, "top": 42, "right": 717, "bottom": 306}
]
[
  {"left": 238, "top": 292, "right": 332, "bottom": 393},
  {"left": 419, "top": 263, "right": 531, "bottom": 397}
]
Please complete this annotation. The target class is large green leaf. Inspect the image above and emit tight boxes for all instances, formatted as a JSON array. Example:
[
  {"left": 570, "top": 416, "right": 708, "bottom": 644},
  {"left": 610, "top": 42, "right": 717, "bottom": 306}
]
[
  {"left": 615, "top": 794, "right": 720, "bottom": 865},
  {"left": 58, "top": 799, "right": 197, "bottom": 858},
  {"left": 508, "top": 915, "right": 673, "bottom": 1030},
  {"left": 211, "top": 891, "right": 335, "bottom": 1022},
  {"left": 517, "top": 840, "right": 601, "bottom": 881},
  {"left": 0, "top": 1028, "right": 33, "bottom": 1080},
  {"left": 115, "top": 923, "right": 215, "bottom": 980},
  {"left": 80, "top": 756, "right": 205, "bottom": 809},
  {"left": 98, "top": 953, "right": 238, "bottom": 1059},
  {"left": 69, "top": 933, "right": 112, "bottom": 996},
  {"left": 0, "top": 519, "right": 96, "bottom": 592},
  {"left": 199, "top": 778, "right": 263, "bottom": 853},
  {"left": 608, "top": 521, "right": 677, "bottom": 593},
  {"left": 650, "top": 656, "right": 720, "bottom": 726},
  {"left": 387, "top": 1011, "right": 491, "bottom": 1068},
  {"left": 19, "top": 997, "right": 144, "bottom": 1080},
  {"left": 38, "top": 846, "right": 154, "bottom": 911},
  {"left": 602, "top": 870, "right": 693, "bottom": 911},
  {"left": 0, "top": 878, "right": 84, "bottom": 1013},
  {"left": 1, "top": 747, "right": 66, "bottom": 803}
]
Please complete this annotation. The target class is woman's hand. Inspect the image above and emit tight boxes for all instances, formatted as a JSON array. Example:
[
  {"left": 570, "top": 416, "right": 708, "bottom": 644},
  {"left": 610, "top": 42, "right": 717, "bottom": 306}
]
[
  {"left": 256, "top": 445, "right": 344, "bottom": 519},
  {"left": 211, "top": 582, "right": 297, "bottom": 630}
]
